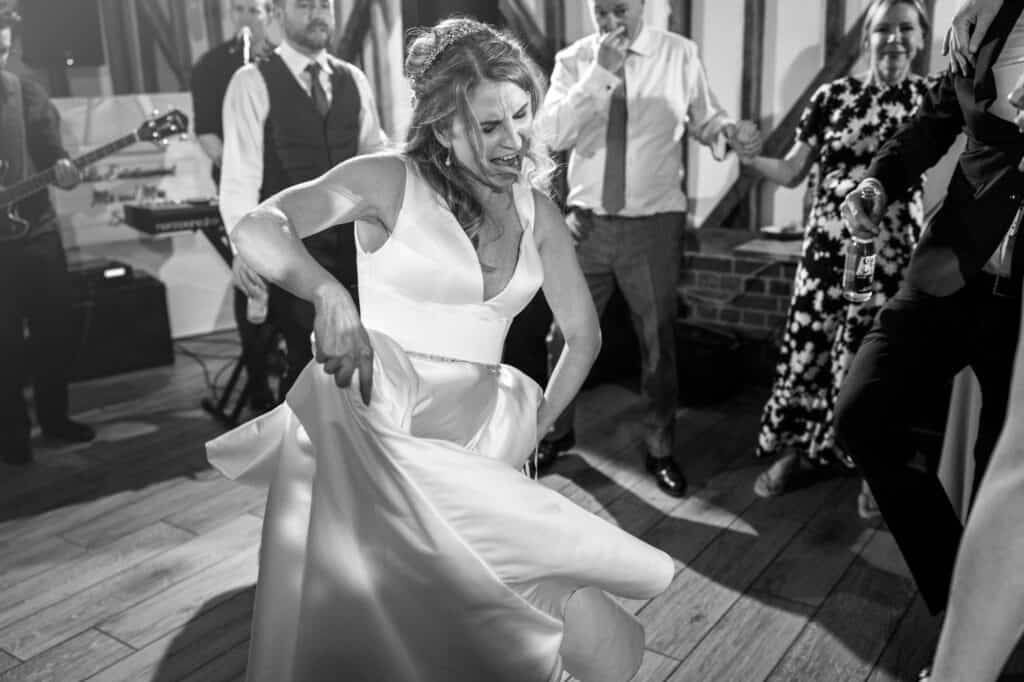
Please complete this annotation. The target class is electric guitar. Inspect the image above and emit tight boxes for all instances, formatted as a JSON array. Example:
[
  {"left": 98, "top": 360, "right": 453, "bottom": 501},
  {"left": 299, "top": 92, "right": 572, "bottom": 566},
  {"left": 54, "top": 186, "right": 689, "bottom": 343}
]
[{"left": 0, "top": 109, "right": 189, "bottom": 242}]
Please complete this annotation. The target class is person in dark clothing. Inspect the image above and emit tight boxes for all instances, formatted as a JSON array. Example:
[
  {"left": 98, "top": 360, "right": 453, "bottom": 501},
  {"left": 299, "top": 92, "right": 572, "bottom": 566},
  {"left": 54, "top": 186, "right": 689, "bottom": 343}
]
[
  {"left": 190, "top": 0, "right": 274, "bottom": 185},
  {"left": 190, "top": 0, "right": 277, "bottom": 411},
  {"left": 218, "top": 0, "right": 386, "bottom": 399},
  {"left": 837, "top": 0, "right": 1024, "bottom": 617},
  {"left": 0, "top": 11, "right": 94, "bottom": 465}
]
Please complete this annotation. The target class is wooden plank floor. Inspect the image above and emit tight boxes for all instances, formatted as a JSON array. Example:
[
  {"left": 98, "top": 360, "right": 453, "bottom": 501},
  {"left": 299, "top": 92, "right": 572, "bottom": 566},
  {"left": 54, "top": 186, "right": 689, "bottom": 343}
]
[{"left": 0, "top": 330, "right": 948, "bottom": 682}]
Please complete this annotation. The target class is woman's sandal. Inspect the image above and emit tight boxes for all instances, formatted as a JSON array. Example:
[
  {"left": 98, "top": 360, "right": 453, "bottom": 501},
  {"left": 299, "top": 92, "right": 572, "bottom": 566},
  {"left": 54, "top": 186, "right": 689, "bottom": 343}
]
[{"left": 753, "top": 452, "right": 799, "bottom": 498}]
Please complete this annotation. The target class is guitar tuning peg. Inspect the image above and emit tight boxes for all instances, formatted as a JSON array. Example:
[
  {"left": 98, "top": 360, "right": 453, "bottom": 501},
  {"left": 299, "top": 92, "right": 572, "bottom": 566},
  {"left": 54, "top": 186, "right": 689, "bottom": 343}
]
[
  {"left": 178, "top": 133, "right": 189, "bottom": 142},
  {"left": 160, "top": 138, "right": 170, "bottom": 147},
  {"left": 151, "top": 108, "right": 161, "bottom": 118}
]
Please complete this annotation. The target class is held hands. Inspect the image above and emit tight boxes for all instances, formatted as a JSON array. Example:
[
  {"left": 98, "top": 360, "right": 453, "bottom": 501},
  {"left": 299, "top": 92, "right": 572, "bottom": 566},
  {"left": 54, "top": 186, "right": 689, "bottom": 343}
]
[
  {"left": 311, "top": 282, "right": 374, "bottom": 405},
  {"left": 943, "top": 0, "right": 1004, "bottom": 76},
  {"left": 726, "top": 120, "right": 763, "bottom": 161},
  {"left": 840, "top": 179, "right": 887, "bottom": 239},
  {"left": 1008, "top": 71, "right": 1024, "bottom": 169},
  {"left": 53, "top": 159, "right": 81, "bottom": 190},
  {"left": 597, "top": 25, "right": 629, "bottom": 73}
]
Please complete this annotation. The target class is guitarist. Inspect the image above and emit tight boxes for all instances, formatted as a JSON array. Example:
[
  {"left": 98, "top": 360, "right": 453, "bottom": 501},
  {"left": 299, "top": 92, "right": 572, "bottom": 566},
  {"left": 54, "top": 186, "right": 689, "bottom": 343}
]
[{"left": 0, "top": 10, "right": 94, "bottom": 465}]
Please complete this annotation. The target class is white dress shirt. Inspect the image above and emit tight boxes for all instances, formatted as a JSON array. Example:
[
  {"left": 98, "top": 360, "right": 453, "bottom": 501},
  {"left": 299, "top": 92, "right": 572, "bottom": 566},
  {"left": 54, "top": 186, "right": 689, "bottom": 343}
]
[
  {"left": 536, "top": 24, "right": 734, "bottom": 217},
  {"left": 219, "top": 40, "right": 388, "bottom": 234}
]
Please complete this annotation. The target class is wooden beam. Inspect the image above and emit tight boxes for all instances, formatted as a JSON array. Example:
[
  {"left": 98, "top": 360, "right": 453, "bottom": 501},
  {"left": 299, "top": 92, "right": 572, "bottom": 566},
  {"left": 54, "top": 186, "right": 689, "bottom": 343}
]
[
  {"left": 738, "top": 0, "right": 765, "bottom": 230},
  {"left": 136, "top": 0, "right": 189, "bottom": 88},
  {"left": 543, "top": 0, "right": 565, "bottom": 55},
  {"left": 98, "top": 0, "right": 139, "bottom": 94},
  {"left": 335, "top": 0, "right": 374, "bottom": 64},
  {"left": 914, "top": 0, "right": 937, "bottom": 75},
  {"left": 668, "top": 0, "right": 692, "bottom": 37},
  {"left": 702, "top": 8, "right": 869, "bottom": 229},
  {"left": 497, "top": 0, "right": 553, "bottom": 73},
  {"left": 825, "top": 0, "right": 846, "bottom": 61},
  {"left": 204, "top": 0, "right": 224, "bottom": 47},
  {"left": 667, "top": 1, "right": 691, "bottom": 223}
]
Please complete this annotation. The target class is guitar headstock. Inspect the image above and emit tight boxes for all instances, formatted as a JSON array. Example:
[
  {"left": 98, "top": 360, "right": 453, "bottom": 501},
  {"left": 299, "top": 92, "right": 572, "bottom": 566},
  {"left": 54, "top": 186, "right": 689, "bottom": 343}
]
[{"left": 137, "top": 110, "right": 189, "bottom": 145}]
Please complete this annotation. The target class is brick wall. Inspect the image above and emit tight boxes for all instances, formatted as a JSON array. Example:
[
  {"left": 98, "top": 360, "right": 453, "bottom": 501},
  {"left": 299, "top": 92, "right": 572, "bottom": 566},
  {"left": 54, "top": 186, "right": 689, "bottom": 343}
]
[{"left": 677, "top": 228, "right": 803, "bottom": 381}]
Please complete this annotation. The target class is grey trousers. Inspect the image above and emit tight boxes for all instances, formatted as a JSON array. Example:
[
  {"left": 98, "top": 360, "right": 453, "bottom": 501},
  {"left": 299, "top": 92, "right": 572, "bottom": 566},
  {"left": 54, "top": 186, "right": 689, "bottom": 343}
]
[{"left": 547, "top": 209, "right": 683, "bottom": 459}]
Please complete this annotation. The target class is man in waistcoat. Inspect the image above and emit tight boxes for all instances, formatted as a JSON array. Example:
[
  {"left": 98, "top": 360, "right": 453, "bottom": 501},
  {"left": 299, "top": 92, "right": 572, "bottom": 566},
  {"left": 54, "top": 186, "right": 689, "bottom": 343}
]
[
  {"left": 0, "top": 10, "right": 94, "bottom": 465},
  {"left": 191, "top": 0, "right": 277, "bottom": 411},
  {"left": 219, "top": 0, "right": 386, "bottom": 398}
]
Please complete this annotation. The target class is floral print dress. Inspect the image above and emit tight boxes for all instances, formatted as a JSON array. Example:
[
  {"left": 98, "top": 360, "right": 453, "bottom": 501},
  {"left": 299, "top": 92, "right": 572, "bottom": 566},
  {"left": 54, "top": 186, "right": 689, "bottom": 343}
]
[{"left": 755, "top": 74, "right": 930, "bottom": 466}]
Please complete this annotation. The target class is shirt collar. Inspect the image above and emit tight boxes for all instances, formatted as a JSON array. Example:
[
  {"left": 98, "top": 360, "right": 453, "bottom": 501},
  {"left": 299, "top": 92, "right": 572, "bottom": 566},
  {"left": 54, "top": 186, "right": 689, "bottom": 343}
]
[
  {"left": 628, "top": 23, "right": 654, "bottom": 56},
  {"left": 276, "top": 40, "right": 332, "bottom": 79}
]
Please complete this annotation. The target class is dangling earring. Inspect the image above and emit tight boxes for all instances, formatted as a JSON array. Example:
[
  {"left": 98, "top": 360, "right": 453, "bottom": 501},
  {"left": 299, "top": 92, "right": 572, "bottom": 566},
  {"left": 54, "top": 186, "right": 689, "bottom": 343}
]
[{"left": 444, "top": 148, "right": 452, "bottom": 167}]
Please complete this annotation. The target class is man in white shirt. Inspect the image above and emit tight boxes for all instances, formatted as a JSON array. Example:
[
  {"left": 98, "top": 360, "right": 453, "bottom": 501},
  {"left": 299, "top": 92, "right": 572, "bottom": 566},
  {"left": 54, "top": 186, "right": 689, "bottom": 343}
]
[
  {"left": 219, "top": 0, "right": 386, "bottom": 399},
  {"left": 535, "top": 0, "right": 761, "bottom": 497}
]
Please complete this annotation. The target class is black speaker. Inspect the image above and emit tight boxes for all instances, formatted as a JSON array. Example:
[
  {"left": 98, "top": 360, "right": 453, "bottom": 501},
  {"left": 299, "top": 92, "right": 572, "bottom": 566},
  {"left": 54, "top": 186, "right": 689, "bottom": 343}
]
[
  {"left": 69, "top": 261, "right": 174, "bottom": 381},
  {"left": 19, "top": 0, "right": 105, "bottom": 68}
]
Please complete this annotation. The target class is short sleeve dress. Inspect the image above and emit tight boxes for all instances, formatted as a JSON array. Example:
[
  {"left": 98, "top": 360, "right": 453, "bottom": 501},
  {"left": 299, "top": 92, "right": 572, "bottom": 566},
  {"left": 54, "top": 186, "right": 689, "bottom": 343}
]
[{"left": 756, "top": 74, "right": 931, "bottom": 466}]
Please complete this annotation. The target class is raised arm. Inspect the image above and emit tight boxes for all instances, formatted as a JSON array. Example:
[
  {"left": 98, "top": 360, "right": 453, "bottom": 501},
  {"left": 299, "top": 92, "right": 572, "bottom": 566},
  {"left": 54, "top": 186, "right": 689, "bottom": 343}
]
[
  {"left": 535, "top": 36, "right": 623, "bottom": 153},
  {"left": 532, "top": 192, "right": 602, "bottom": 437}
]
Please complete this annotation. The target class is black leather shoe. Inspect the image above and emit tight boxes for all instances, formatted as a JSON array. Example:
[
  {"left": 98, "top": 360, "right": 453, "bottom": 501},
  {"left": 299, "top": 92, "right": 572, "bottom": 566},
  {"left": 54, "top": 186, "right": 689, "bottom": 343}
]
[
  {"left": 646, "top": 454, "right": 687, "bottom": 497},
  {"left": 526, "top": 429, "right": 575, "bottom": 477},
  {"left": 3, "top": 432, "right": 32, "bottom": 466},
  {"left": 40, "top": 418, "right": 96, "bottom": 443}
]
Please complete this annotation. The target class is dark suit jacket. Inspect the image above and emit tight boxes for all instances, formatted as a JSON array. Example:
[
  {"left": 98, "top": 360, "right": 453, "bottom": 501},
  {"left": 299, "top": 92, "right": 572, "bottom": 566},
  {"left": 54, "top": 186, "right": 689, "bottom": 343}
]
[{"left": 868, "top": 1, "right": 1024, "bottom": 296}]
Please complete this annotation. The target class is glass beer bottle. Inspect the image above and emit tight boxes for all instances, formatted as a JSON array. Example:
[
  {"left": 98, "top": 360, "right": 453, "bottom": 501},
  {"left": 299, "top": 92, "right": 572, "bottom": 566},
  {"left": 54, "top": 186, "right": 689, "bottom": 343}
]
[{"left": 842, "top": 184, "right": 879, "bottom": 303}]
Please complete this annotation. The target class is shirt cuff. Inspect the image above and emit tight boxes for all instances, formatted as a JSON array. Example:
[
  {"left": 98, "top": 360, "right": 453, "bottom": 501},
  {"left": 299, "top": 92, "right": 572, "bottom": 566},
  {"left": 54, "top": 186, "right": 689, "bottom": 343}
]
[{"left": 580, "top": 62, "right": 622, "bottom": 98}]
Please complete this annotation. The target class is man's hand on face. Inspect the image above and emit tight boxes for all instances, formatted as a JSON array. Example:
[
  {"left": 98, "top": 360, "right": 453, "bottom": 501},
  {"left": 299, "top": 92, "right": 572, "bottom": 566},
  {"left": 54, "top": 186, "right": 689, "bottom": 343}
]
[{"left": 596, "top": 25, "right": 629, "bottom": 73}]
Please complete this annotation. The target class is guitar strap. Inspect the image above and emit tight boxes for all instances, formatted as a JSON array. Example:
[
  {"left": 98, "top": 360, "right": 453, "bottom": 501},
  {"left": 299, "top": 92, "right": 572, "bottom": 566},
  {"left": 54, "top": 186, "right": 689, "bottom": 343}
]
[{"left": 0, "top": 71, "right": 28, "bottom": 186}]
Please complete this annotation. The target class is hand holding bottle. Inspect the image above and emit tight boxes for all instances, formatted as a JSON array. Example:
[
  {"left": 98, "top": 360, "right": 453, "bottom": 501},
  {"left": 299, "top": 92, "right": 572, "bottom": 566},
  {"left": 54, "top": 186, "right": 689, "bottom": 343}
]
[
  {"left": 841, "top": 180, "right": 886, "bottom": 303},
  {"left": 840, "top": 179, "right": 886, "bottom": 239}
]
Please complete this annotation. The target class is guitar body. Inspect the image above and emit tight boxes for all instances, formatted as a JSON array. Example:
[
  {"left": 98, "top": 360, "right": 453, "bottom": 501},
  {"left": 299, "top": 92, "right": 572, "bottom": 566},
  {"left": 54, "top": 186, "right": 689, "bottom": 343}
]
[{"left": 0, "top": 161, "right": 31, "bottom": 242}]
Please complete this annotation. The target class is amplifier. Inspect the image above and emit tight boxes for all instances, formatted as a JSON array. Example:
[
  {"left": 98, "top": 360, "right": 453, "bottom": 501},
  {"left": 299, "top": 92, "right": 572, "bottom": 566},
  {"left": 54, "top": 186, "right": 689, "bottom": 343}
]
[{"left": 68, "top": 262, "right": 174, "bottom": 381}]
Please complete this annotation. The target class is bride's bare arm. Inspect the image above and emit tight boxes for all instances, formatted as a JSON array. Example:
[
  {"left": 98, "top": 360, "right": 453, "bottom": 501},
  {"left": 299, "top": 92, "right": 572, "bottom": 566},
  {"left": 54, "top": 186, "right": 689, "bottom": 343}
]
[
  {"left": 231, "top": 153, "right": 402, "bottom": 299},
  {"left": 231, "top": 153, "right": 405, "bottom": 404},
  {"left": 533, "top": 193, "right": 601, "bottom": 438}
]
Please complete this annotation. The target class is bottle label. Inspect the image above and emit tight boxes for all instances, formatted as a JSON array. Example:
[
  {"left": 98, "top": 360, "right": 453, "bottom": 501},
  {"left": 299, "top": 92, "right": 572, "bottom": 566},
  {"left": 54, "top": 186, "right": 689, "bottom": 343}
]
[{"left": 855, "top": 254, "right": 876, "bottom": 278}]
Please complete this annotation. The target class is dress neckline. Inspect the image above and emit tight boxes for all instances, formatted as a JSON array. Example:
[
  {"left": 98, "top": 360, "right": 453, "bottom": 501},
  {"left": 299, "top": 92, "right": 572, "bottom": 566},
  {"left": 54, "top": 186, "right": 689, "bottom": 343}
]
[{"left": 450, "top": 181, "right": 531, "bottom": 304}]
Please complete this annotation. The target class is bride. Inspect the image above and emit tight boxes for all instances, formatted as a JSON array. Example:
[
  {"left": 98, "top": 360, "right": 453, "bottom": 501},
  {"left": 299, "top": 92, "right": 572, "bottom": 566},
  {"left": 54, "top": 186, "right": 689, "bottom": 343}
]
[{"left": 208, "top": 17, "right": 674, "bottom": 682}]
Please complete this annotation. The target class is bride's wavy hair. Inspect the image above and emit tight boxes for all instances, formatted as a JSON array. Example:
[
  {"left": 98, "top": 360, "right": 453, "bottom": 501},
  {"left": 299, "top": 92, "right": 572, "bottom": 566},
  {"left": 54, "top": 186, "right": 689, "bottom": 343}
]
[{"left": 404, "top": 17, "right": 554, "bottom": 244}]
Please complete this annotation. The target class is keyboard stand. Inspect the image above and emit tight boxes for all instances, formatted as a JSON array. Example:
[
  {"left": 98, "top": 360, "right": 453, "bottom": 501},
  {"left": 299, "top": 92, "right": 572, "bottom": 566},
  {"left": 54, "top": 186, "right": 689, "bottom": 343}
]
[{"left": 194, "top": 222, "right": 275, "bottom": 428}]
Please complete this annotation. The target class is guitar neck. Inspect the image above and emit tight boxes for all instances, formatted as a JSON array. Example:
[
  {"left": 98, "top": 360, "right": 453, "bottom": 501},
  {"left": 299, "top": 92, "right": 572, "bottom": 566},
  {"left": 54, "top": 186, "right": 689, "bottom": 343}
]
[{"left": 0, "top": 132, "right": 140, "bottom": 207}]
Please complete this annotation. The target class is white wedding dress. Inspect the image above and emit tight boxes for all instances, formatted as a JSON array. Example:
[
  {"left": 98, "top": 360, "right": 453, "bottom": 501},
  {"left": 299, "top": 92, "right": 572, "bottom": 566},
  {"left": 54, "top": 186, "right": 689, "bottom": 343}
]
[{"left": 207, "top": 158, "right": 674, "bottom": 682}]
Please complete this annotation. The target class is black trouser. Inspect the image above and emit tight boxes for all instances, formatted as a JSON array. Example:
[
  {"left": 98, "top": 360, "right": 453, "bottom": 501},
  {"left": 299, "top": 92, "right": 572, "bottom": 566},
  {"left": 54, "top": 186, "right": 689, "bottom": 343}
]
[
  {"left": 241, "top": 225, "right": 358, "bottom": 400},
  {"left": 835, "top": 274, "right": 1021, "bottom": 614},
  {"left": 0, "top": 228, "right": 75, "bottom": 441}
]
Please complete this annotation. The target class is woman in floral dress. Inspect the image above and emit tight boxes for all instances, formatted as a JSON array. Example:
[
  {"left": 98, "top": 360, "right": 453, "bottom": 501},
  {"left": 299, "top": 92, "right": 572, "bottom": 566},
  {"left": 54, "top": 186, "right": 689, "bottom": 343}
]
[{"left": 741, "top": 0, "right": 932, "bottom": 512}]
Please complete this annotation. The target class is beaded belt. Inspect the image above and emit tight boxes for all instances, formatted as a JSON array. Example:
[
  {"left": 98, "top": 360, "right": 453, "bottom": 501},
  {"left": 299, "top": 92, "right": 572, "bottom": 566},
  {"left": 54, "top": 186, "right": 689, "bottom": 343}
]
[
  {"left": 406, "top": 350, "right": 502, "bottom": 374},
  {"left": 405, "top": 350, "right": 539, "bottom": 479}
]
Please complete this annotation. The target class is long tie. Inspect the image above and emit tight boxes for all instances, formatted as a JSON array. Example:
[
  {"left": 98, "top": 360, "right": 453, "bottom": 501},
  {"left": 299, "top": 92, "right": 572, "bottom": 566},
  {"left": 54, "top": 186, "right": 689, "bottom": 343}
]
[
  {"left": 305, "top": 62, "right": 330, "bottom": 119},
  {"left": 602, "top": 65, "right": 628, "bottom": 215}
]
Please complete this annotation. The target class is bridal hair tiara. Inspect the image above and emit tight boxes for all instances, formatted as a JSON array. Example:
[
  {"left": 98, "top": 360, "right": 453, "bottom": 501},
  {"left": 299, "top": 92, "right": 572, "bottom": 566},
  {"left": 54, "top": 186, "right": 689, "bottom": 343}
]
[{"left": 408, "top": 23, "right": 493, "bottom": 89}]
